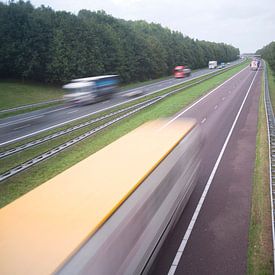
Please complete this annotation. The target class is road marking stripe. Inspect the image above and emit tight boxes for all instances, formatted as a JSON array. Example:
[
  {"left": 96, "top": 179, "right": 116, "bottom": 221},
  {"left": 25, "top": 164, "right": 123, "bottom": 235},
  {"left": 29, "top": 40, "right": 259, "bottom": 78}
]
[
  {"left": 201, "top": 118, "right": 207, "bottom": 124},
  {"left": 44, "top": 106, "right": 69, "bottom": 114},
  {"left": 0, "top": 115, "right": 44, "bottom": 128},
  {"left": 13, "top": 124, "right": 31, "bottom": 131},
  {"left": 214, "top": 105, "right": 218, "bottom": 110},
  {"left": 167, "top": 70, "right": 258, "bottom": 275},
  {"left": 66, "top": 109, "right": 79, "bottom": 114},
  {"left": 0, "top": 106, "right": 69, "bottom": 128},
  {"left": 160, "top": 66, "right": 248, "bottom": 130}
]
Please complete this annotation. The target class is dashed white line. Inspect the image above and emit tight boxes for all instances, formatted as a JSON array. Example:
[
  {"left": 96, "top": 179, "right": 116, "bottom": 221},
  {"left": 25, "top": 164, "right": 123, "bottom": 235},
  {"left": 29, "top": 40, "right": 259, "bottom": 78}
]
[
  {"left": 201, "top": 118, "right": 207, "bottom": 124},
  {"left": 229, "top": 90, "right": 232, "bottom": 94},
  {"left": 13, "top": 124, "right": 31, "bottom": 131},
  {"left": 159, "top": 66, "right": 248, "bottom": 130},
  {"left": 66, "top": 109, "right": 79, "bottom": 114},
  {"left": 167, "top": 66, "right": 259, "bottom": 275},
  {"left": 0, "top": 106, "right": 69, "bottom": 128},
  {"left": 44, "top": 106, "right": 69, "bottom": 114},
  {"left": 0, "top": 115, "right": 44, "bottom": 128},
  {"left": 214, "top": 105, "right": 218, "bottom": 110},
  {"left": 222, "top": 97, "right": 226, "bottom": 101}
]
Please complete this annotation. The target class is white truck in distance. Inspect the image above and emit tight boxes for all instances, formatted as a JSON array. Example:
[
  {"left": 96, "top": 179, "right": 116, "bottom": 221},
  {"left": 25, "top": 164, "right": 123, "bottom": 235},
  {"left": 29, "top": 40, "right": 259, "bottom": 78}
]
[
  {"left": 250, "top": 60, "right": 259, "bottom": 71},
  {"left": 208, "top": 61, "right": 217, "bottom": 69}
]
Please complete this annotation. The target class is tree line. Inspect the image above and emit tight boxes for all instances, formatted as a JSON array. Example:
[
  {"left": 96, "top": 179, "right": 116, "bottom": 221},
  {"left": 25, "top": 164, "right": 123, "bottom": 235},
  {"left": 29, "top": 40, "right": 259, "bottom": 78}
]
[
  {"left": 0, "top": 1, "right": 240, "bottom": 84},
  {"left": 257, "top": 42, "right": 275, "bottom": 71}
]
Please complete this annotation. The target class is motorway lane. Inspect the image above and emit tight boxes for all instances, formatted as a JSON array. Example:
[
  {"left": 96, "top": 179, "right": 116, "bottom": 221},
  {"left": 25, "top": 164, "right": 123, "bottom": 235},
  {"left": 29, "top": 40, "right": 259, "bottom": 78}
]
[
  {"left": 149, "top": 66, "right": 261, "bottom": 274},
  {"left": 0, "top": 61, "right": 242, "bottom": 146}
]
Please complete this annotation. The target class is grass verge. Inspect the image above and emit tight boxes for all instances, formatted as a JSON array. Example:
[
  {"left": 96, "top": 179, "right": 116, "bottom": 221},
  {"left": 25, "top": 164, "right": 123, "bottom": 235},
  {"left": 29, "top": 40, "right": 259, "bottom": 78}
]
[
  {"left": 247, "top": 70, "right": 273, "bottom": 274},
  {"left": 0, "top": 101, "right": 63, "bottom": 120},
  {"left": 0, "top": 80, "right": 64, "bottom": 111},
  {"left": 0, "top": 61, "right": 248, "bottom": 208}
]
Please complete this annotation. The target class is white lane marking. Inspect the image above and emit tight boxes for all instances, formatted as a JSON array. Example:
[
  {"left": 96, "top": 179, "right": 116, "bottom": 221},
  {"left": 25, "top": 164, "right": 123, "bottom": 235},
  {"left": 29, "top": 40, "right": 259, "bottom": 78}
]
[
  {"left": 167, "top": 70, "right": 259, "bottom": 275},
  {"left": 0, "top": 106, "right": 69, "bottom": 128},
  {"left": 0, "top": 115, "right": 44, "bottom": 128},
  {"left": 44, "top": 106, "right": 69, "bottom": 114},
  {"left": 66, "top": 109, "right": 79, "bottom": 114},
  {"left": 1, "top": 63, "right": 246, "bottom": 146},
  {"left": 13, "top": 124, "right": 31, "bottom": 131},
  {"left": 222, "top": 97, "right": 226, "bottom": 101},
  {"left": 159, "top": 66, "right": 248, "bottom": 130},
  {"left": 214, "top": 105, "right": 218, "bottom": 110},
  {"left": 118, "top": 77, "right": 175, "bottom": 96},
  {"left": 229, "top": 90, "right": 232, "bottom": 94},
  {"left": 201, "top": 118, "right": 207, "bottom": 124}
]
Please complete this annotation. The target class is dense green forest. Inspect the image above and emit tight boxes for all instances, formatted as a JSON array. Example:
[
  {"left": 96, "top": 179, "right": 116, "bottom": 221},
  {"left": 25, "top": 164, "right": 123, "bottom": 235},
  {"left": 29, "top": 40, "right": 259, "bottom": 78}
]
[
  {"left": 257, "top": 42, "right": 275, "bottom": 71},
  {"left": 0, "top": 1, "right": 240, "bottom": 84}
]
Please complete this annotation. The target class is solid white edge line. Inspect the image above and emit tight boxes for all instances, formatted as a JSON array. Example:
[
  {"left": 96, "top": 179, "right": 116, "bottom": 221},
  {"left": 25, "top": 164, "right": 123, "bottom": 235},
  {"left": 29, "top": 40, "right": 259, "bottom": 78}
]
[
  {"left": 263, "top": 61, "right": 275, "bottom": 272},
  {"left": 167, "top": 69, "right": 259, "bottom": 275}
]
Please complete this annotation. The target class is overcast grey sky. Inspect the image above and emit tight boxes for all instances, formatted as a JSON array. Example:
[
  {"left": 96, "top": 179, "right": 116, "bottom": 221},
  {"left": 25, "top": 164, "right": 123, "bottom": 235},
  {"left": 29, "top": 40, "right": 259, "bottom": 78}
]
[{"left": 30, "top": 0, "right": 275, "bottom": 53}]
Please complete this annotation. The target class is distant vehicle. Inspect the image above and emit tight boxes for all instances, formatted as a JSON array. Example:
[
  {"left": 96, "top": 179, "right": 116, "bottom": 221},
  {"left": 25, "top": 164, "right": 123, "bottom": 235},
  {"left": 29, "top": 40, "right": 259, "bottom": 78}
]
[
  {"left": 250, "top": 60, "right": 259, "bottom": 71},
  {"left": 221, "top": 62, "right": 225, "bottom": 68},
  {"left": 63, "top": 75, "right": 119, "bottom": 105},
  {"left": 208, "top": 61, "right": 217, "bottom": 69},
  {"left": 227, "top": 62, "right": 231, "bottom": 65},
  {"left": 173, "top": 66, "right": 191, "bottom": 78}
]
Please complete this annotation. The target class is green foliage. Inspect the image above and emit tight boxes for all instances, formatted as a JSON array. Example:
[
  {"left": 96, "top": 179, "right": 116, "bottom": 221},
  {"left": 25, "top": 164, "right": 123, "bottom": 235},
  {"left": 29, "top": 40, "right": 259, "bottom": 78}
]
[
  {"left": 257, "top": 42, "right": 275, "bottom": 71},
  {"left": 0, "top": 1, "right": 240, "bottom": 84}
]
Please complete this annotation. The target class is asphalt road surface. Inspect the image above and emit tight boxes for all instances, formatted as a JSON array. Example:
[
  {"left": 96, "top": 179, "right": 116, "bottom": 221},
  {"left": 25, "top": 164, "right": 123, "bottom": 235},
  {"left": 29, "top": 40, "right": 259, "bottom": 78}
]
[
  {"left": 0, "top": 61, "right": 242, "bottom": 146},
  {"left": 149, "top": 64, "right": 262, "bottom": 274}
]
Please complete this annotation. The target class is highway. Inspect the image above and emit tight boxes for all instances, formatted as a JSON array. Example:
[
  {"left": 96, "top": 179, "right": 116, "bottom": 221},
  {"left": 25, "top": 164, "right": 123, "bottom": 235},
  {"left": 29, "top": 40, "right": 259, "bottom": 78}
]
[
  {"left": 0, "top": 61, "right": 262, "bottom": 274},
  {"left": 149, "top": 64, "right": 262, "bottom": 274},
  {"left": 0, "top": 61, "right": 241, "bottom": 146}
]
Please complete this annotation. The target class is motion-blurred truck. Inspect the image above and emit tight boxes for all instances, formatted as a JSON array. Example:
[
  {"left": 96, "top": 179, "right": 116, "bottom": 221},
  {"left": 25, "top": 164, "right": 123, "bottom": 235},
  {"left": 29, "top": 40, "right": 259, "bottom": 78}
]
[
  {"left": 173, "top": 66, "right": 191, "bottom": 78},
  {"left": 208, "top": 61, "right": 217, "bottom": 69},
  {"left": 63, "top": 75, "right": 119, "bottom": 105}
]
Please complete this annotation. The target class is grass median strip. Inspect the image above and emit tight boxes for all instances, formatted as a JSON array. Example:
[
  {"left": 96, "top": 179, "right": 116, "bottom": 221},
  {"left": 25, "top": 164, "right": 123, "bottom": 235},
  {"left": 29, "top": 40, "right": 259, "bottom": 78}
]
[
  {"left": 0, "top": 61, "right": 248, "bottom": 207},
  {"left": 247, "top": 71, "right": 273, "bottom": 274}
]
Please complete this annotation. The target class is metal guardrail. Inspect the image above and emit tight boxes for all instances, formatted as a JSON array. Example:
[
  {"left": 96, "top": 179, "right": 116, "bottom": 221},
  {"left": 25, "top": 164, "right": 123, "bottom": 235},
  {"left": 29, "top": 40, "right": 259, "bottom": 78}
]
[
  {"left": 0, "top": 61, "right": 247, "bottom": 182},
  {"left": 0, "top": 99, "right": 63, "bottom": 114},
  {"left": 0, "top": 96, "right": 163, "bottom": 182},
  {"left": 0, "top": 98, "right": 158, "bottom": 159},
  {"left": 0, "top": 61, "right": 243, "bottom": 116},
  {"left": 263, "top": 60, "right": 275, "bottom": 271}
]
